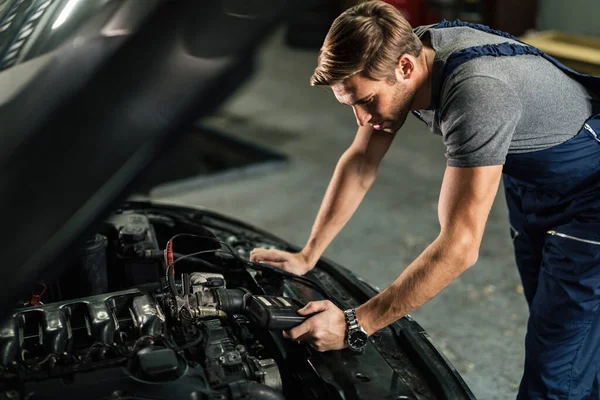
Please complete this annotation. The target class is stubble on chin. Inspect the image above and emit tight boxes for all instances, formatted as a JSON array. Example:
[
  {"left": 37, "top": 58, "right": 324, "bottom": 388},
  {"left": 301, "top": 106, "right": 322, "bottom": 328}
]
[{"left": 390, "top": 85, "right": 417, "bottom": 133}]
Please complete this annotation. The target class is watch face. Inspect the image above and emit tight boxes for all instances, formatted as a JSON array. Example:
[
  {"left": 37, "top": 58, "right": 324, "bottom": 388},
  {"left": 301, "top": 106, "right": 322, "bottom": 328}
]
[{"left": 348, "top": 330, "right": 368, "bottom": 350}]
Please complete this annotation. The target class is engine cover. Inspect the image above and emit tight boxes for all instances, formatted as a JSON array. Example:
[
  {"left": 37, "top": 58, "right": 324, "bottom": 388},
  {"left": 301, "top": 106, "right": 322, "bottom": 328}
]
[{"left": 0, "top": 289, "right": 163, "bottom": 367}]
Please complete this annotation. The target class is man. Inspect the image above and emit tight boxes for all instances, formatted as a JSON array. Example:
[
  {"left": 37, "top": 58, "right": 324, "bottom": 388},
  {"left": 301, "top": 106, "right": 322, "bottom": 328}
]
[{"left": 250, "top": 1, "right": 600, "bottom": 398}]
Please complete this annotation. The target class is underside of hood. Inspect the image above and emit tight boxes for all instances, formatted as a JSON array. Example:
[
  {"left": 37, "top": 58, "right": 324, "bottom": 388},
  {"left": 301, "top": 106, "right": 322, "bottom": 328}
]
[{"left": 0, "top": 0, "right": 287, "bottom": 321}]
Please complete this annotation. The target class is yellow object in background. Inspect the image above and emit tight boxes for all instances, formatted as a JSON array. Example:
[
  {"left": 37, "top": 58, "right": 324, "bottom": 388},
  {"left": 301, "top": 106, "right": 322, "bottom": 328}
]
[{"left": 520, "top": 30, "right": 600, "bottom": 76}]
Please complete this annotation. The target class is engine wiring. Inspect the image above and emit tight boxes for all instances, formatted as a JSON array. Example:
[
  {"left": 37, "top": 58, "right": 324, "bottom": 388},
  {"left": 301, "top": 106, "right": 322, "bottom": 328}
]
[
  {"left": 27, "top": 281, "right": 47, "bottom": 306},
  {"left": 81, "top": 335, "right": 160, "bottom": 363},
  {"left": 162, "top": 233, "right": 338, "bottom": 306},
  {"left": 14, "top": 234, "right": 337, "bottom": 374},
  {"left": 8, "top": 229, "right": 356, "bottom": 397},
  {"left": 179, "top": 308, "right": 194, "bottom": 321},
  {"left": 82, "top": 342, "right": 114, "bottom": 362}
]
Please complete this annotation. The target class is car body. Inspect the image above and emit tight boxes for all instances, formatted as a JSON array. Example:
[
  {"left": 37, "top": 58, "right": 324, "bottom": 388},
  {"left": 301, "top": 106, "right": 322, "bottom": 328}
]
[{"left": 0, "top": 1, "right": 475, "bottom": 399}]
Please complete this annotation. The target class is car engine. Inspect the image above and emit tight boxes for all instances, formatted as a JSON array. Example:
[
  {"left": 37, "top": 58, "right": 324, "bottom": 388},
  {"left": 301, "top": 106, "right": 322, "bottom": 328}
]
[{"left": 0, "top": 207, "right": 320, "bottom": 400}]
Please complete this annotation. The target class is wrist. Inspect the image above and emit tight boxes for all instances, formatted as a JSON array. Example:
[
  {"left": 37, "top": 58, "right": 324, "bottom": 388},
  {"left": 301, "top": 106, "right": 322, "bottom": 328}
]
[
  {"left": 300, "top": 246, "right": 318, "bottom": 269},
  {"left": 354, "top": 306, "right": 375, "bottom": 336},
  {"left": 343, "top": 308, "right": 369, "bottom": 351}
]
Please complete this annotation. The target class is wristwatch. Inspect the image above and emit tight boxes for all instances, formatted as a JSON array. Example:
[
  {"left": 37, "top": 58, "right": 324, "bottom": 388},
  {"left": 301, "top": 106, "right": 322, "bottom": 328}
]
[{"left": 343, "top": 309, "right": 368, "bottom": 352}]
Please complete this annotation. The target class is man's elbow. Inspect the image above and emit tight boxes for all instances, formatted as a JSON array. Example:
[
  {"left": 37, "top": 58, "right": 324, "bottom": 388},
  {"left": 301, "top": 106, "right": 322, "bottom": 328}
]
[
  {"left": 461, "top": 247, "right": 479, "bottom": 270},
  {"left": 340, "top": 150, "right": 378, "bottom": 190},
  {"left": 442, "top": 233, "right": 480, "bottom": 271}
]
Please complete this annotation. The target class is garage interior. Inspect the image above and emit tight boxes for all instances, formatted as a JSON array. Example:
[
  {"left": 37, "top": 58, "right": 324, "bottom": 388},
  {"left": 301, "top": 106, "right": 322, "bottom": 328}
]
[
  {"left": 3, "top": 0, "right": 599, "bottom": 398},
  {"left": 125, "top": 1, "right": 600, "bottom": 398}
]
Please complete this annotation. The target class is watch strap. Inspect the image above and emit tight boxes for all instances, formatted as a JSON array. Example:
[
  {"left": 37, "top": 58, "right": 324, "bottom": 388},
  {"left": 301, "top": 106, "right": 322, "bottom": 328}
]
[{"left": 344, "top": 309, "right": 361, "bottom": 331}]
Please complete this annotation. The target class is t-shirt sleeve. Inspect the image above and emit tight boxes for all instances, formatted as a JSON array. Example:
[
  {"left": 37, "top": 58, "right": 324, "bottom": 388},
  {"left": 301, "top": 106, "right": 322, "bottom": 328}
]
[{"left": 439, "top": 75, "right": 522, "bottom": 167}]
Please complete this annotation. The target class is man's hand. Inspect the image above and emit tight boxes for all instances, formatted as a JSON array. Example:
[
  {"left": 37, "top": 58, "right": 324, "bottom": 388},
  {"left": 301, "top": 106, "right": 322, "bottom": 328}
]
[
  {"left": 282, "top": 300, "right": 347, "bottom": 352},
  {"left": 249, "top": 248, "right": 312, "bottom": 276}
]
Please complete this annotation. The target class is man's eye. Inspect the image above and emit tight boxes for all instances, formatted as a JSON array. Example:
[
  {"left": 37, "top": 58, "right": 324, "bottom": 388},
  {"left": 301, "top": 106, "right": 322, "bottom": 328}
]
[{"left": 367, "top": 97, "right": 375, "bottom": 104}]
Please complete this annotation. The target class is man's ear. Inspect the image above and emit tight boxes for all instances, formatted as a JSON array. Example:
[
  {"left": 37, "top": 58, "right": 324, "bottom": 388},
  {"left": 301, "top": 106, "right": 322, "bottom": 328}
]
[{"left": 395, "top": 54, "right": 415, "bottom": 81}]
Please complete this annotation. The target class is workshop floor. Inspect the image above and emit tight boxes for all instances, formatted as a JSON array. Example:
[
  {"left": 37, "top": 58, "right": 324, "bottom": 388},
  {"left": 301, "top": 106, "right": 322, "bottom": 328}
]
[{"left": 151, "top": 28, "right": 529, "bottom": 400}]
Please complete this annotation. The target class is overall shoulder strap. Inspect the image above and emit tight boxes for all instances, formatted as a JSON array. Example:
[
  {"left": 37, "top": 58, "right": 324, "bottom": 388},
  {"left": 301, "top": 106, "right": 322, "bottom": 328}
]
[
  {"left": 433, "top": 20, "right": 600, "bottom": 95},
  {"left": 433, "top": 20, "right": 524, "bottom": 42},
  {"left": 412, "top": 21, "right": 600, "bottom": 125}
]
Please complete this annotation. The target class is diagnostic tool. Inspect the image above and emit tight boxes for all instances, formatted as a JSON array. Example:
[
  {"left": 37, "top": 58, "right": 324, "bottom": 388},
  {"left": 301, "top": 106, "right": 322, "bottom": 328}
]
[{"left": 246, "top": 295, "right": 316, "bottom": 330}]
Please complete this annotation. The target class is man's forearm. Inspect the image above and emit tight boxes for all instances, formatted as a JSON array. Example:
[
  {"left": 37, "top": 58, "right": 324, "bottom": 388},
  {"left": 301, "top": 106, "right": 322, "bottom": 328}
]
[
  {"left": 356, "top": 236, "right": 477, "bottom": 335},
  {"left": 303, "top": 151, "right": 376, "bottom": 265}
]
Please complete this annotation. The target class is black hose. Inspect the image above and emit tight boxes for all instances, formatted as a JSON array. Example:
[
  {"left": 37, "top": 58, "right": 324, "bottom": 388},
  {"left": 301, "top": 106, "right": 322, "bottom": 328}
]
[
  {"left": 143, "top": 249, "right": 220, "bottom": 270},
  {"left": 174, "top": 252, "right": 222, "bottom": 270},
  {"left": 215, "top": 288, "right": 250, "bottom": 314},
  {"left": 168, "top": 268, "right": 178, "bottom": 297},
  {"left": 182, "top": 273, "right": 190, "bottom": 296}
]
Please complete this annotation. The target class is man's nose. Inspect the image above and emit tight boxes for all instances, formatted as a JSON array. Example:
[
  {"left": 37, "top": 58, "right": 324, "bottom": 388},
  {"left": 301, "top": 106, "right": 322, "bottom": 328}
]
[{"left": 352, "top": 106, "right": 372, "bottom": 127}]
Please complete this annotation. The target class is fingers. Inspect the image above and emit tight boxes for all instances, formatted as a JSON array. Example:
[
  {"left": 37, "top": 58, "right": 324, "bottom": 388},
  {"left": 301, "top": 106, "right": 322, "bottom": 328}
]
[
  {"left": 250, "top": 248, "right": 295, "bottom": 273},
  {"left": 297, "top": 300, "right": 331, "bottom": 316},
  {"left": 285, "top": 319, "right": 312, "bottom": 341},
  {"left": 283, "top": 302, "right": 326, "bottom": 340},
  {"left": 249, "top": 248, "right": 262, "bottom": 262},
  {"left": 250, "top": 250, "right": 284, "bottom": 268},
  {"left": 281, "top": 304, "right": 347, "bottom": 352},
  {"left": 250, "top": 248, "right": 286, "bottom": 263},
  {"left": 249, "top": 248, "right": 264, "bottom": 262}
]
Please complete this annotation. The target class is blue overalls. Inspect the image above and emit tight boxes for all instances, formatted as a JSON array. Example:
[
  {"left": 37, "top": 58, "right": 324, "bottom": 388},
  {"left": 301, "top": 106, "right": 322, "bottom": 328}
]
[{"left": 416, "top": 21, "right": 600, "bottom": 399}]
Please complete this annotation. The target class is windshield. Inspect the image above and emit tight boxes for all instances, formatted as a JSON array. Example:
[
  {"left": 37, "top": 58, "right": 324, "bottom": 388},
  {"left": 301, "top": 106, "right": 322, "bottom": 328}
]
[{"left": 0, "top": 0, "right": 119, "bottom": 71}]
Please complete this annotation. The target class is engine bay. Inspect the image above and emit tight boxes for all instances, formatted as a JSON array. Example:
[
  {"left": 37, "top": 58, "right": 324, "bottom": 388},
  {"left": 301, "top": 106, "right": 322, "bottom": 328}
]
[{"left": 0, "top": 205, "right": 331, "bottom": 400}]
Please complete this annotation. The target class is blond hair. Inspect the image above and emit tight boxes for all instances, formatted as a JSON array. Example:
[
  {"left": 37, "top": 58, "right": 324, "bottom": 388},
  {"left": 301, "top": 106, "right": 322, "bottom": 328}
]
[{"left": 310, "top": 1, "right": 423, "bottom": 86}]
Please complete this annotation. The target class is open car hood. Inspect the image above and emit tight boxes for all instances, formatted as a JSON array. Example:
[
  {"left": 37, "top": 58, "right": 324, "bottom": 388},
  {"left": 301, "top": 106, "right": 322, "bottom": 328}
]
[
  {"left": 0, "top": 3, "right": 478, "bottom": 399},
  {"left": 0, "top": 0, "right": 286, "bottom": 320}
]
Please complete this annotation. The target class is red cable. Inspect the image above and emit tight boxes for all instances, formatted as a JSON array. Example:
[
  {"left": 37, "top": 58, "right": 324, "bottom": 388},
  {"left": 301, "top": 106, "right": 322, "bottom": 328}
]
[
  {"left": 165, "top": 240, "right": 174, "bottom": 274},
  {"left": 29, "top": 282, "right": 47, "bottom": 306}
]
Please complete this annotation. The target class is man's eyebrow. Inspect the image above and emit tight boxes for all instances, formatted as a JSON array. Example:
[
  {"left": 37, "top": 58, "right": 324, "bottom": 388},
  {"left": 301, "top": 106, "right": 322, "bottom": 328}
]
[{"left": 344, "top": 94, "right": 373, "bottom": 106}]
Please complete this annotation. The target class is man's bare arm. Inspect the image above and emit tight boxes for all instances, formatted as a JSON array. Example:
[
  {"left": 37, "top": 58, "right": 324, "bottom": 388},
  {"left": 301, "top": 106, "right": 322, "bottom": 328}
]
[
  {"left": 251, "top": 125, "right": 395, "bottom": 272},
  {"left": 301, "top": 125, "right": 395, "bottom": 265},
  {"left": 355, "top": 165, "right": 503, "bottom": 335}
]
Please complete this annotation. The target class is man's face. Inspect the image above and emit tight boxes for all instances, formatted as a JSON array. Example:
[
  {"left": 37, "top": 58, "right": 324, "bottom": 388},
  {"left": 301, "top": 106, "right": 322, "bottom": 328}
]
[{"left": 331, "top": 73, "right": 416, "bottom": 133}]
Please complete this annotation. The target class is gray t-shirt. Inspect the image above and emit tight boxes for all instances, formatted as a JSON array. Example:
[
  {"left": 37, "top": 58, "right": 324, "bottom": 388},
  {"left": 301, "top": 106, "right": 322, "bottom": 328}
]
[{"left": 413, "top": 25, "right": 599, "bottom": 167}]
